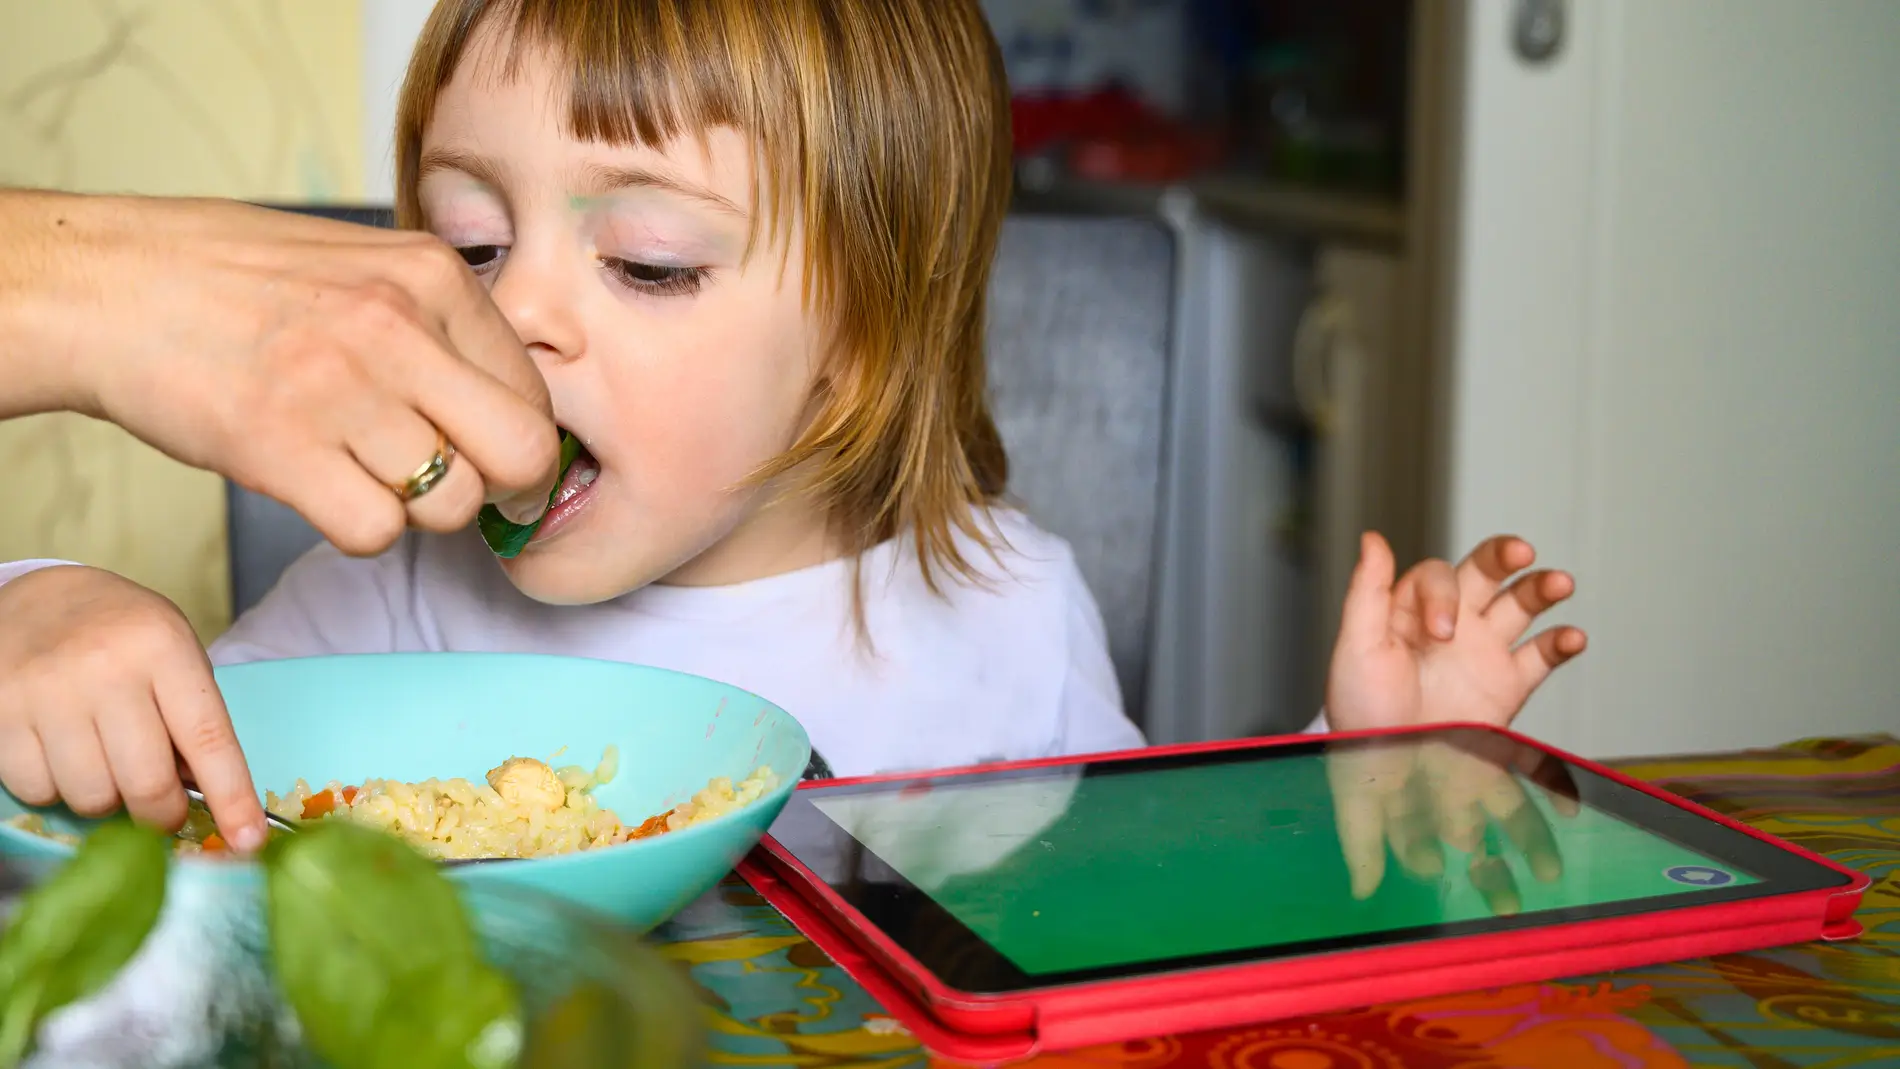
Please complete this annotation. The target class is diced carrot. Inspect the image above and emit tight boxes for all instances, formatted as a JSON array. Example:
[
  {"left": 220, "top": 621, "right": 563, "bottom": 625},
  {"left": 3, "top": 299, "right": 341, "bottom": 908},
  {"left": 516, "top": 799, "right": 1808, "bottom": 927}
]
[
  {"left": 300, "top": 785, "right": 359, "bottom": 820},
  {"left": 303, "top": 790, "right": 338, "bottom": 819},
  {"left": 628, "top": 812, "right": 672, "bottom": 840},
  {"left": 201, "top": 833, "right": 228, "bottom": 852}
]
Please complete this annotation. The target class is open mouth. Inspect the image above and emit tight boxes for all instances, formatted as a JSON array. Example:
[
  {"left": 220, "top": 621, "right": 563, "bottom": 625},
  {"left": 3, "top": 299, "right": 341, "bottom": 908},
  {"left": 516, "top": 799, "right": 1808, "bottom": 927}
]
[{"left": 532, "top": 439, "right": 600, "bottom": 543}]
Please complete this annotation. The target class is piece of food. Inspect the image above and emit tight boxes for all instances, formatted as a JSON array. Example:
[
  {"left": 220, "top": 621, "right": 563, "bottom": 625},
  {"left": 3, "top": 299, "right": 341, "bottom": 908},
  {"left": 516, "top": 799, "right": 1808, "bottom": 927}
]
[
  {"left": 3, "top": 750, "right": 779, "bottom": 863},
  {"left": 269, "top": 749, "right": 776, "bottom": 862},
  {"left": 0, "top": 820, "right": 168, "bottom": 1068},
  {"left": 477, "top": 430, "right": 582, "bottom": 558},
  {"left": 487, "top": 757, "right": 567, "bottom": 811},
  {"left": 0, "top": 815, "right": 76, "bottom": 848}
]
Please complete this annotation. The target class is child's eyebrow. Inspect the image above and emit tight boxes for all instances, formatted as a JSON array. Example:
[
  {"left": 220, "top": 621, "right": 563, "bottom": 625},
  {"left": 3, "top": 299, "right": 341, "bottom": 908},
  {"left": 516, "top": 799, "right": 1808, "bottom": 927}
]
[
  {"left": 417, "top": 147, "right": 504, "bottom": 190},
  {"left": 576, "top": 162, "right": 745, "bottom": 219}
]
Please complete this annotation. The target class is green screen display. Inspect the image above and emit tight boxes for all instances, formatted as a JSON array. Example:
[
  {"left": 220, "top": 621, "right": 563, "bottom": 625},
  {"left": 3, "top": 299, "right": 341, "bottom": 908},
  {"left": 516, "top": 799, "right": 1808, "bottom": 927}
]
[{"left": 810, "top": 752, "right": 1757, "bottom": 977}]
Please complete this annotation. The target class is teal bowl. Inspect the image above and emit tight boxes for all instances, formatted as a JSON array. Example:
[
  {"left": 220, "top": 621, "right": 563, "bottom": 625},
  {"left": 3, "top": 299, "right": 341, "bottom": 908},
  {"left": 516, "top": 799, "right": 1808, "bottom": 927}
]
[{"left": 0, "top": 652, "right": 810, "bottom": 931}]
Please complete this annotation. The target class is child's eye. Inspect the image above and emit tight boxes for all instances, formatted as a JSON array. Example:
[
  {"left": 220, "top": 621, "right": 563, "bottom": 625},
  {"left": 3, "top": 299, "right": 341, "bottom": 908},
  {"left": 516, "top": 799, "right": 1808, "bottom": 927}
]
[
  {"left": 455, "top": 245, "right": 505, "bottom": 270},
  {"left": 602, "top": 258, "right": 705, "bottom": 297}
]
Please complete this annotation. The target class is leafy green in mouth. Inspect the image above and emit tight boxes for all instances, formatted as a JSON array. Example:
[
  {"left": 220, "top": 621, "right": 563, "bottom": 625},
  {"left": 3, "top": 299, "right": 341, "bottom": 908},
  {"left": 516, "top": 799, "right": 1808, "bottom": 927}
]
[{"left": 477, "top": 431, "right": 582, "bottom": 559}]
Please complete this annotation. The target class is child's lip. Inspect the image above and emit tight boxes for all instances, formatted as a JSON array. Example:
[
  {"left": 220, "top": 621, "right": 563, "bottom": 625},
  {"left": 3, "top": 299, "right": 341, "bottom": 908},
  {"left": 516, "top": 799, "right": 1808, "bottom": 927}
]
[
  {"left": 532, "top": 449, "right": 600, "bottom": 543},
  {"left": 550, "top": 448, "right": 598, "bottom": 507}
]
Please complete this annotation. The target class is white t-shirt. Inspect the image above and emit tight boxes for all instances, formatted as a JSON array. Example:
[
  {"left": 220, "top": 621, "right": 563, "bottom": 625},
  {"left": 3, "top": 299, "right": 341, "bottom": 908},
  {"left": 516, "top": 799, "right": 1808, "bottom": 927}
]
[{"left": 0, "top": 508, "right": 1145, "bottom": 778}]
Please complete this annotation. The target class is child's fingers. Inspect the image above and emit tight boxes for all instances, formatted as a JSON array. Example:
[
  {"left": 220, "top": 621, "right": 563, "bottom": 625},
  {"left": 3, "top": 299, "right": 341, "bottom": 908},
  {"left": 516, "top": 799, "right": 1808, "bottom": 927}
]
[
  {"left": 1468, "top": 844, "right": 1524, "bottom": 917},
  {"left": 1513, "top": 747, "right": 1583, "bottom": 818},
  {"left": 1484, "top": 569, "right": 1575, "bottom": 640},
  {"left": 1513, "top": 626, "right": 1589, "bottom": 691},
  {"left": 1483, "top": 773, "right": 1563, "bottom": 883},
  {"left": 1395, "top": 558, "right": 1460, "bottom": 642},
  {"left": 1339, "top": 532, "right": 1398, "bottom": 651},
  {"left": 1457, "top": 535, "right": 1534, "bottom": 610},
  {"left": 41, "top": 717, "right": 121, "bottom": 818},
  {"left": 1326, "top": 746, "right": 1409, "bottom": 898},
  {"left": 1422, "top": 743, "right": 1488, "bottom": 852},
  {"left": 100, "top": 696, "right": 188, "bottom": 832},
  {"left": 1385, "top": 776, "right": 1445, "bottom": 881},
  {"left": 1333, "top": 788, "right": 1389, "bottom": 899},
  {"left": 0, "top": 725, "right": 56, "bottom": 807},
  {"left": 157, "top": 660, "right": 266, "bottom": 852}
]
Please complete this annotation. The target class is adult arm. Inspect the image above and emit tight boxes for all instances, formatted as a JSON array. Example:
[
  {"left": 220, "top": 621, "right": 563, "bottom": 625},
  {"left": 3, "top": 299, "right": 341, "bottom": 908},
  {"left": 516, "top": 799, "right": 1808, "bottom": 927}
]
[{"left": 0, "top": 188, "right": 559, "bottom": 552}]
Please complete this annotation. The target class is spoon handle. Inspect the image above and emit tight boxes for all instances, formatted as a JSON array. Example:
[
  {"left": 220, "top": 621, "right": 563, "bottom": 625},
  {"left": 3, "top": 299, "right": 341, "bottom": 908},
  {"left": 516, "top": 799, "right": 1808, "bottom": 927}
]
[{"left": 181, "top": 785, "right": 301, "bottom": 835}]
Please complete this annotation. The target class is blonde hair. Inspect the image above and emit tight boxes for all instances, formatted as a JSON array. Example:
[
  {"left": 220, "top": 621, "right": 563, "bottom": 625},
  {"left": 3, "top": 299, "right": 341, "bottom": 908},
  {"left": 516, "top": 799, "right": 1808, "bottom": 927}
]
[{"left": 394, "top": 0, "right": 1013, "bottom": 594}]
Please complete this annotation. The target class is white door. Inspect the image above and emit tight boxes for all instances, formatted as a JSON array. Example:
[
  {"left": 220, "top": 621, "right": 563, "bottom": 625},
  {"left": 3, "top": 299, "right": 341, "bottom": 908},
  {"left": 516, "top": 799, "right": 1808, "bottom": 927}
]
[{"left": 1439, "top": 0, "right": 1900, "bottom": 756}]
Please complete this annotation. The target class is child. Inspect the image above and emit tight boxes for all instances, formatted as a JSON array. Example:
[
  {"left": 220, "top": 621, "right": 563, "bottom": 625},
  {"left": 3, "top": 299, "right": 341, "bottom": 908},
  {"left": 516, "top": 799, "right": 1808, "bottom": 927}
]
[{"left": 0, "top": 0, "right": 1583, "bottom": 855}]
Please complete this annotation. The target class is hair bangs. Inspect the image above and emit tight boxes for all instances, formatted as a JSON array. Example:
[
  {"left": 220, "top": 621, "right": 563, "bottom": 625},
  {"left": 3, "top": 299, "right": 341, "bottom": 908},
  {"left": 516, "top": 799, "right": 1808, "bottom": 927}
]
[{"left": 397, "top": 0, "right": 810, "bottom": 272}]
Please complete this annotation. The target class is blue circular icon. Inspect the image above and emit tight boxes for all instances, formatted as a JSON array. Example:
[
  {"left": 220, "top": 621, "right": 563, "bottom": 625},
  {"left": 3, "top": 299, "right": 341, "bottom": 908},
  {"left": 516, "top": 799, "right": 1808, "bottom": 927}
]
[{"left": 1664, "top": 865, "right": 1735, "bottom": 887}]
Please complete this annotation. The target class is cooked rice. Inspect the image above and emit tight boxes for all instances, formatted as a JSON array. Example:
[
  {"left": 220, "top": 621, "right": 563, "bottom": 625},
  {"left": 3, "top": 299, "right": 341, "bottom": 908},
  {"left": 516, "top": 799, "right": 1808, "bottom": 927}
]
[
  {"left": 4, "top": 748, "right": 778, "bottom": 862},
  {"left": 268, "top": 748, "right": 778, "bottom": 861},
  {"left": 4, "top": 813, "right": 77, "bottom": 846}
]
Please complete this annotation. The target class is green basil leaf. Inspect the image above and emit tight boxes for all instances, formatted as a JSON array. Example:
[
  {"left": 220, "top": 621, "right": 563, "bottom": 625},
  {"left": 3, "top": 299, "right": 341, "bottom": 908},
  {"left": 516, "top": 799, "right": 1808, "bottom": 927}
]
[
  {"left": 374, "top": 964, "right": 522, "bottom": 1069},
  {"left": 478, "top": 431, "right": 582, "bottom": 558},
  {"left": 520, "top": 938, "right": 703, "bottom": 1069},
  {"left": 0, "top": 820, "right": 168, "bottom": 1068},
  {"left": 476, "top": 507, "right": 538, "bottom": 559},
  {"left": 264, "top": 822, "right": 519, "bottom": 1069}
]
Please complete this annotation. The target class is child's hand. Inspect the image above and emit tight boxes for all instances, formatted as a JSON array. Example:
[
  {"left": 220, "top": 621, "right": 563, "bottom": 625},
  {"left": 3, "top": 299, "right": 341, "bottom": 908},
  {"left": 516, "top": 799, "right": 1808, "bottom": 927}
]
[
  {"left": 1325, "top": 532, "right": 1587, "bottom": 733},
  {"left": 1325, "top": 734, "right": 1581, "bottom": 912},
  {"left": 0, "top": 566, "right": 266, "bottom": 850},
  {"left": 1321, "top": 532, "right": 1586, "bottom": 909}
]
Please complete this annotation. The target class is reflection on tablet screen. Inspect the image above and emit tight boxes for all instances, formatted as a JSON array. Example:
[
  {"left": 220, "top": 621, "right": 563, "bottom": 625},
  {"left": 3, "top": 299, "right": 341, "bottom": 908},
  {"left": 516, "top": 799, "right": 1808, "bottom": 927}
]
[{"left": 804, "top": 736, "right": 1759, "bottom": 978}]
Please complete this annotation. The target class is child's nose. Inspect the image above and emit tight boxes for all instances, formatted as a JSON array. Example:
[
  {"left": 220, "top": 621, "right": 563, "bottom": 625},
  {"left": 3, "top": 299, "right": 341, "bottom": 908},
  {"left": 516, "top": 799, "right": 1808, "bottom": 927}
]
[{"left": 488, "top": 254, "right": 585, "bottom": 365}]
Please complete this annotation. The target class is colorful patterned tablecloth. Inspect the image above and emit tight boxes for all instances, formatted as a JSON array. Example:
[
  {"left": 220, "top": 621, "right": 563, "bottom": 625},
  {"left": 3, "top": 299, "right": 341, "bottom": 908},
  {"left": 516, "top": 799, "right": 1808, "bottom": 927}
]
[{"left": 652, "top": 736, "right": 1900, "bottom": 1068}]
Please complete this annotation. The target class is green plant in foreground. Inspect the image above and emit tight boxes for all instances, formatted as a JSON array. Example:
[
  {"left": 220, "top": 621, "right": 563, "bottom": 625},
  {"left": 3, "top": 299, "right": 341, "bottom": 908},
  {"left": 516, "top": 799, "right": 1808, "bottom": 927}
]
[
  {"left": 0, "top": 819, "right": 701, "bottom": 1068},
  {"left": 263, "top": 823, "right": 521, "bottom": 1069},
  {"left": 0, "top": 821, "right": 168, "bottom": 1066}
]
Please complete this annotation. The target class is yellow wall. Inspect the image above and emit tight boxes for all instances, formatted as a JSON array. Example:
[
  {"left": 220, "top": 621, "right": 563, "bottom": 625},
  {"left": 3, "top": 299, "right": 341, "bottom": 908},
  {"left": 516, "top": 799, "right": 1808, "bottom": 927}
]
[{"left": 0, "top": 0, "right": 364, "bottom": 637}]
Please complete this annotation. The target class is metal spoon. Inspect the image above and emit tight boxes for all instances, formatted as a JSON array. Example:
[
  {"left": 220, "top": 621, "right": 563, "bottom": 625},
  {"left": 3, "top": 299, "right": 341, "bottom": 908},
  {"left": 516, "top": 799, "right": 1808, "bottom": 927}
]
[
  {"left": 182, "top": 785, "right": 302, "bottom": 838},
  {"left": 439, "top": 855, "right": 524, "bottom": 868}
]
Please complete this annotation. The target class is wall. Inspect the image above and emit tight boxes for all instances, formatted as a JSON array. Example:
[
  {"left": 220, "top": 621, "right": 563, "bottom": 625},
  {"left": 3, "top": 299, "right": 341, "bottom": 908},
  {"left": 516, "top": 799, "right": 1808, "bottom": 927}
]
[
  {"left": 0, "top": 0, "right": 363, "bottom": 637},
  {"left": 1441, "top": 0, "right": 1900, "bottom": 755},
  {"left": 361, "top": 0, "right": 435, "bottom": 203}
]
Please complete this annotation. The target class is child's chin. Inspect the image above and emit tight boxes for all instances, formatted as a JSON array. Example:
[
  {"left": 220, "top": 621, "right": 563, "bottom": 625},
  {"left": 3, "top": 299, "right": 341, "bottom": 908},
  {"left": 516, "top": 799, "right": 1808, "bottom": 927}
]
[{"left": 498, "top": 551, "right": 645, "bottom": 607}]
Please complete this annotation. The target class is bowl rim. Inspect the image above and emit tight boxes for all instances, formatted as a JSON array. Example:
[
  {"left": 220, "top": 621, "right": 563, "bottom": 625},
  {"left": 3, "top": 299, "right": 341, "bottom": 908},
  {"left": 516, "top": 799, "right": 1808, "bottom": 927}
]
[{"left": 0, "top": 651, "right": 812, "bottom": 867}]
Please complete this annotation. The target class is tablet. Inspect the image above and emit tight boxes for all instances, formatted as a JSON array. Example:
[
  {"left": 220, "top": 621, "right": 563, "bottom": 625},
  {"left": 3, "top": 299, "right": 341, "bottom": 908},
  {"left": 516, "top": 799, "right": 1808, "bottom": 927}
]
[{"left": 739, "top": 724, "right": 1867, "bottom": 1062}]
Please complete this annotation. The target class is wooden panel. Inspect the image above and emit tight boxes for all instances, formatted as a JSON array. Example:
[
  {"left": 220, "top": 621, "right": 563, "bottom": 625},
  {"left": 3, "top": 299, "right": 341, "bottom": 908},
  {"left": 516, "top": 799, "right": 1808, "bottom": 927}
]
[{"left": 0, "top": 0, "right": 364, "bottom": 637}]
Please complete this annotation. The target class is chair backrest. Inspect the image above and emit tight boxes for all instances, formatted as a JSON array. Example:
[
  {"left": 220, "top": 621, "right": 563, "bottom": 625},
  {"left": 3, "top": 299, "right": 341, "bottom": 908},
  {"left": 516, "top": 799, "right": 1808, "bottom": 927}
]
[
  {"left": 982, "top": 216, "right": 1174, "bottom": 723},
  {"left": 229, "top": 209, "right": 1176, "bottom": 724}
]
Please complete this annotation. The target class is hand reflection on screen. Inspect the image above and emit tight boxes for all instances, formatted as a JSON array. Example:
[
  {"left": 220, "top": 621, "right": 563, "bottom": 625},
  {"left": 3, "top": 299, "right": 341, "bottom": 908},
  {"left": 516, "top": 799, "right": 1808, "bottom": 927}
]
[{"left": 1324, "top": 733, "right": 1581, "bottom": 916}]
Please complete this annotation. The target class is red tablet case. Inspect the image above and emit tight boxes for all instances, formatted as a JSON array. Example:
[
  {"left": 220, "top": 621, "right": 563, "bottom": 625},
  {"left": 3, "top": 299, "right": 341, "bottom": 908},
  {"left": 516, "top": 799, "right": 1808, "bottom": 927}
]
[{"left": 737, "top": 723, "right": 1870, "bottom": 1064}]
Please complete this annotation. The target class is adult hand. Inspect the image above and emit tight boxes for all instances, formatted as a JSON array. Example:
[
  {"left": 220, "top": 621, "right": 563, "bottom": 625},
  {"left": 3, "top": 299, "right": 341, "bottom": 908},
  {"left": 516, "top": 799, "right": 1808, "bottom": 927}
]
[{"left": 0, "top": 190, "right": 559, "bottom": 554}]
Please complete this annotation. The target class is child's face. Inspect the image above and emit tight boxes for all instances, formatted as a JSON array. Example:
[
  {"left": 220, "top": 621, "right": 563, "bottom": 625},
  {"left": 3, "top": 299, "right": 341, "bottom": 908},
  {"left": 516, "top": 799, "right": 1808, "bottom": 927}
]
[{"left": 417, "top": 42, "right": 832, "bottom": 604}]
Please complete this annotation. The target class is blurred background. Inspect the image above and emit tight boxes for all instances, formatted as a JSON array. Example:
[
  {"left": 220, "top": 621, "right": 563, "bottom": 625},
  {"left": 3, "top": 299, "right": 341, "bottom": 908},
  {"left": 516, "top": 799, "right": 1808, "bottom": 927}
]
[{"left": 0, "top": 0, "right": 1893, "bottom": 759}]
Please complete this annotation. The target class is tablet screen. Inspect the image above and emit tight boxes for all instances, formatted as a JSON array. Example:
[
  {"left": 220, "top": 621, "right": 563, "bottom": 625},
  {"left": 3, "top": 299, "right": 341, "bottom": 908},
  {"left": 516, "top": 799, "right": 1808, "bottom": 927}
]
[{"left": 769, "top": 727, "right": 1849, "bottom": 993}]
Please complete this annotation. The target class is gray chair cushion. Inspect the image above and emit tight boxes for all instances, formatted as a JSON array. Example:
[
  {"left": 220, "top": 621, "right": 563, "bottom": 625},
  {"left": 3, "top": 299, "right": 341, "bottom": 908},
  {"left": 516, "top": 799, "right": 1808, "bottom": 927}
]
[
  {"left": 984, "top": 216, "right": 1173, "bottom": 723},
  {"left": 228, "top": 210, "right": 1175, "bottom": 725},
  {"left": 226, "top": 482, "right": 324, "bottom": 619}
]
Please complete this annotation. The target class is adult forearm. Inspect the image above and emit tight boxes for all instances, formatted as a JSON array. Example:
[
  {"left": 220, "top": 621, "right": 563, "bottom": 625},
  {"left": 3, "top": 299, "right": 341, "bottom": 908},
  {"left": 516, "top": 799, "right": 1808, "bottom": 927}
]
[{"left": 0, "top": 189, "right": 114, "bottom": 420}]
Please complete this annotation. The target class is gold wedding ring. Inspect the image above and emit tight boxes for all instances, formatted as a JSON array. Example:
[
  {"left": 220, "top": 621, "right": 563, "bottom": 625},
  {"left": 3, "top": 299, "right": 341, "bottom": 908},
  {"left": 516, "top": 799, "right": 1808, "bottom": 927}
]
[{"left": 394, "top": 429, "right": 455, "bottom": 502}]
